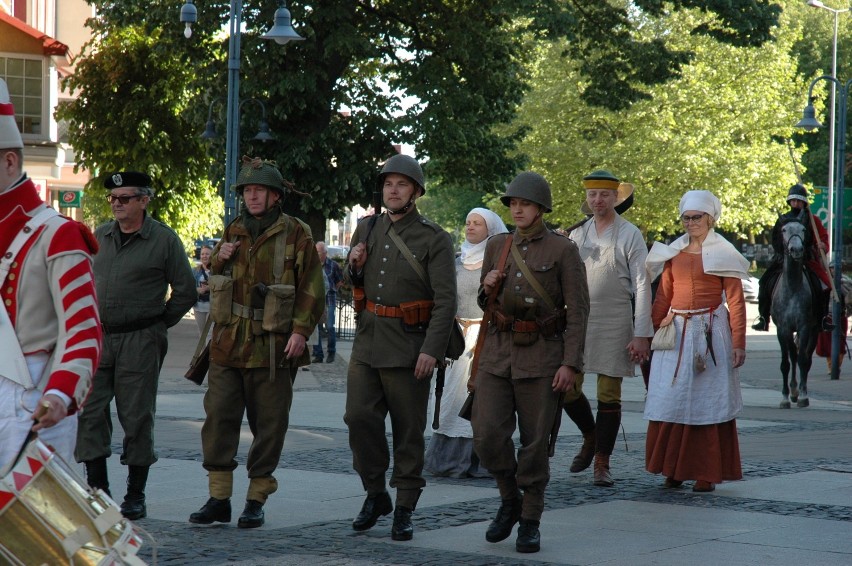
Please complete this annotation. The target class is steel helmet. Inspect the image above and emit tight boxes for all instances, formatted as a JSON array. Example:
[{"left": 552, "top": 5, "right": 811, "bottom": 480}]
[
  {"left": 234, "top": 157, "right": 287, "bottom": 197},
  {"left": 500, "top": 171, "right": 552, "bottom": 212},
  {"left": 378, "top": 154, "right": 426, "bottom": 195},
  {"left": 787, "top": 183, "right": 809, "bottom": 205}
]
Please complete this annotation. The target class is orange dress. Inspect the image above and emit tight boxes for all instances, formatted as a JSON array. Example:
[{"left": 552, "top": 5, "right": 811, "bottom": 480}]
[{"left": 645, "top": 252, "right": 745, "bottom": 484}]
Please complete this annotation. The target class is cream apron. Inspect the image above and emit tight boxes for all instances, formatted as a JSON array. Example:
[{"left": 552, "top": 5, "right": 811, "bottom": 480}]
[{"left": 576, "top": 219, "right": 636, "bottom": 377}]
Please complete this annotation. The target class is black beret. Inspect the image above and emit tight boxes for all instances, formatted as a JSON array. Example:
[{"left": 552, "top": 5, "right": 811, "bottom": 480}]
[{"left": 104, "top": 171, "right": 152, "bottom": 189}]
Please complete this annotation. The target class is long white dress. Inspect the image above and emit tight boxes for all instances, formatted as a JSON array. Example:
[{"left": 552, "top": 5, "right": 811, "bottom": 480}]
[{"left": 424, "top": 259, "right": 489, "bottom": 478}]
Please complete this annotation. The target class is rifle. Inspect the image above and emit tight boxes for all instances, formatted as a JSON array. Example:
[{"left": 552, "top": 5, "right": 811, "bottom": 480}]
[{"left": 432, "top": 364, "right": 445, "bottom": 430}]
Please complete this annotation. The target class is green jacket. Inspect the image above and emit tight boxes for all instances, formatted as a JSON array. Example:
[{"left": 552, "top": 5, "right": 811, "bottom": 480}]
[
  {"left": 347, "top": 208, "right": 457, "bottom": 368},
  {"left": 94, "top": 214, "right": 196, "bottom": 328},
  {"left": 210, "top": 212, "right": 325, "bottom": 369}
]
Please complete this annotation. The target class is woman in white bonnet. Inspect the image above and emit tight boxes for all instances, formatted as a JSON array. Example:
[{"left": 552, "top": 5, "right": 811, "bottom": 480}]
[
  {"left": 425, "top": 207, "right": 506, "bottom": 478},
  {"left": 643, "top": 190, "right": 749, "bottom": 492}
]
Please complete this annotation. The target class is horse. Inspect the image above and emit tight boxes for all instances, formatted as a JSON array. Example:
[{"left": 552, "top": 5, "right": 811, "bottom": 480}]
[{"left": 770, "top": 212, "right": 819, "bottom": 408}]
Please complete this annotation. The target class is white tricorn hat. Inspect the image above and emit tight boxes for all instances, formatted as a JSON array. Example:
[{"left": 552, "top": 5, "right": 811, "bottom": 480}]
[{"left": 0, "top": 79, "right": 24, "bottom": 150}]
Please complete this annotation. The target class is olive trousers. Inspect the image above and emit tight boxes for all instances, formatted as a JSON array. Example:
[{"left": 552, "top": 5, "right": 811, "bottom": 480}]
[
  {"left": 344, "top": 361, "right": 431, "bottom": 508},
  {"left": 471, "top": 371, "right": 560, "bottom": 521}
]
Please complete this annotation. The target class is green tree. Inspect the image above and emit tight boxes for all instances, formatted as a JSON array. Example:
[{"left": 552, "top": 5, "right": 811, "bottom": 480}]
[
  {"left": 516, "top": 5, "right": 804, "bottom": 240},
  {"left": 60, "top": 1, "right": 781, "bottom": 241}
]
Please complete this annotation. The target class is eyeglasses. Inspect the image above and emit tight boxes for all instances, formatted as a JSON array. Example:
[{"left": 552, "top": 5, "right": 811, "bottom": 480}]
[
  {"left": 107, "top": 194, "right": 142, "bottom": 205},
  {"left": 681, "top": 214, "right": 706, "bottom": 224}
]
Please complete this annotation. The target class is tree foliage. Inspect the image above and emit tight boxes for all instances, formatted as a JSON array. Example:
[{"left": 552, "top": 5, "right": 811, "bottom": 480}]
[
  {"left": 515, "top": 5, "right": 804, "bottom": 240},
  {"left": 58, "top": 1, "right": 781, "bottom": 243}
]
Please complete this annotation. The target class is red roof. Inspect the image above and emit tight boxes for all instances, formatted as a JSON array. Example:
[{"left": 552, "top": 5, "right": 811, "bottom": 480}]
[{"left": 0, "top": 11, "right": 68, "bottom": 57}]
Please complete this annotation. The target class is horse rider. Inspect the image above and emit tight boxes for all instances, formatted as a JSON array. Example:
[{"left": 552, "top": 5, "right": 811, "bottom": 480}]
[{"left": 752, "top": 184, "right": 834, "bottom": 332}]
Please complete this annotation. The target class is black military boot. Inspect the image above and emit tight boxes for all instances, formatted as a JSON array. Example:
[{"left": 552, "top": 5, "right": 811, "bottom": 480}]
[
  {"left": 352, "top": 491, "right": 393, "bottom": 531},
  {"left": 189, "top": 497, "right": 232, "bottom": 524},
  {"left": 120, "top": 465, "right": 149, "bottom": 520},
  {"left": 516, "top": 519, "right": 541, "bottom": 553},
  {"left": 391, "top": 506, "right": 414, "bottom": 541},
  {"left": 485, "top": 490, "right": 522, "bottom": 543},
  {"left": 84, "top": 457, "right": 111, "bottom": 497},
  {"left": 237, "top": 500, "right": 265, "bottom": 528},
  {"left": 563, "top": 394, "right": 596, "bottom": 473}
]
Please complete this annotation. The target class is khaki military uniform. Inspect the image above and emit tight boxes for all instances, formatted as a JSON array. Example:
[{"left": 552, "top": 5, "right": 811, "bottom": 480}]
[
  {"left": 77, "top": 214, "right": 196, "bottom": 467},
  {"left": 344, "top": 208, "right": 456, "bottom": 508},
  {"left": 472, "top": 224, "right": 589, "bottom": 520},
  {"left": 202, "top": 211, "right": 325, "bottom": 503}
]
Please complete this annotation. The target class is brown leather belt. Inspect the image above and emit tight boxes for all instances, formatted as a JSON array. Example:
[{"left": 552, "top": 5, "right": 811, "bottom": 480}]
[
  {"left": 457, "top": 318, "right": 480, "bottom": 330},
  {"left": 365, "top": 299, "right": 404, "bottom": 318}
]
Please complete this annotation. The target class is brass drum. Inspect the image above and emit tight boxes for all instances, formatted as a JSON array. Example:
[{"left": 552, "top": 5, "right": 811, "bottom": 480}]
[{"left": 0, "top": 437, "right": 146, "bottom": 565}]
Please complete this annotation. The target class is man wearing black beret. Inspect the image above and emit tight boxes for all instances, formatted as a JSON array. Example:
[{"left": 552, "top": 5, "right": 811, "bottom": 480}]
[{"left": 76, "top": 171, "right": 196, "bottom": 520}]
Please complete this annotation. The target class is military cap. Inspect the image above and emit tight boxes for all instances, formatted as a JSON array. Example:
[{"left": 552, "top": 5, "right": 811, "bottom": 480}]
[{"left": 104, "top": 171, "right": 152, "bottom": 189}]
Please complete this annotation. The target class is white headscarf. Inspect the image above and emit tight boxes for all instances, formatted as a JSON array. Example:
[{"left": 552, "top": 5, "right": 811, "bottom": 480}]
[
  {"left": 646, "top": 190, "right": 749, "bottom": 281},
  {"left": 679, "top": 190, "right": 721, "bottom": 221},
  {"left": 460, "top": 207, "right": 508, "bottom": 265}
]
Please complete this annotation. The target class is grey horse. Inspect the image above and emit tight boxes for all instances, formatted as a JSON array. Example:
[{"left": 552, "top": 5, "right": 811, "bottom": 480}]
[{"left": 770, "top": 212, "right": 818, "bottom": 408}]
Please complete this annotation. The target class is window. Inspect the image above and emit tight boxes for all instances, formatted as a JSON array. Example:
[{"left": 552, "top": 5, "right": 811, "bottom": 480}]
[{"left": 0, "top": 56, "right": 43, "bottom": 136}]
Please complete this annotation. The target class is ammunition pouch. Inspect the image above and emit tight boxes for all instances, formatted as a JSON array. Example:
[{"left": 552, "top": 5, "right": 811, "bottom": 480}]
[
  {"left": 538, "top": 311, "right": 567, "bottom": 340},
  {"left": 353, "top": 287, "right": 366, "bottom": 313},
  {"left": 209, "top": 274, "right": 235, "bottom": 324},
  {"left": 511, "top": 319, "right": 539, "bottom": 346},
  {"left": 262, "top": 284, "right": 296, "bottom": 334},
  {"left": 400, "top": 300, "right": 433, "bottom": 332}
]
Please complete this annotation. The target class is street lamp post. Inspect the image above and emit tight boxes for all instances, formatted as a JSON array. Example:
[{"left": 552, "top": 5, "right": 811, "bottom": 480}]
[
  {"left": 796, "top": 75, "right": 850, "bottom": 380},
  {"left": 807, "top": 0, "right": 849, "bottom": 261},
  {"left": 180, "top": 0, "right": 304, "bottom": 225}
]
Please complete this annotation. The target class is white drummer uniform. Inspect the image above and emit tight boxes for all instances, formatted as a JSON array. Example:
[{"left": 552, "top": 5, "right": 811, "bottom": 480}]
[{"left": 0, "top": 175, "right": 101, "bottom": 471}]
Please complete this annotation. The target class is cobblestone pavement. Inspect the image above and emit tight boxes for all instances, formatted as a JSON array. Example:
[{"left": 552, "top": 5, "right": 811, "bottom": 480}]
[{"left": 113, "top": 314, "right": 852, "bottom": 565}]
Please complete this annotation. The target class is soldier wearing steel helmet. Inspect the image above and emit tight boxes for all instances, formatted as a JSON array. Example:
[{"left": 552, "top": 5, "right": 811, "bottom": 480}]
[
  {"left": 189, "top": 157, "right": 325, "bottom": 529},
  {"left": 752, "top": 183, "right": 833, "bottom": 332},
  {"left": 472, "top": 171, "right": 589, "bottom": 554},
  {"left": 344, "top": 153, "right": 457, "bottom": 542}
]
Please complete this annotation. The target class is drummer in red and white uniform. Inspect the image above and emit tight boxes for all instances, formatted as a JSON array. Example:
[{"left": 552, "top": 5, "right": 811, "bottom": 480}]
[{"left": 0, "top": 78, "right": 101, "bottom": 471}]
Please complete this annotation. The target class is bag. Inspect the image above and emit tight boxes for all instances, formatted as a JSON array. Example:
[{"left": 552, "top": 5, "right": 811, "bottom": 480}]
[
  {"left": 651, "top": 312, "right": 676, "bottom": 351},
  {"left": 208, "top": 274, "right": 235, "bottom": 324},
  {"left": 446, "top": 320, "right": 465, "bottom": 360},
  {"left": 353, "top": 286, "right": 366, "bottom": 313},
  {"left": 262, "top": 284, "right": 296, "bottom": 333},
  {"left": 458, "top": 391, "right": 474, "bottom": 421},
  {"left": 185, "top": 341, "right": 210, "bottom": 385}
]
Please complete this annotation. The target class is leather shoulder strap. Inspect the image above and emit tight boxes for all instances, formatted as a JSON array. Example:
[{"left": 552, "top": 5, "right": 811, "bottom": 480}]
[
  {"left": 388, "top": 225, "right": 428, "bottom": 285},
  {"left": 510, "top": 242, "right": 557, "bottom": 311}
]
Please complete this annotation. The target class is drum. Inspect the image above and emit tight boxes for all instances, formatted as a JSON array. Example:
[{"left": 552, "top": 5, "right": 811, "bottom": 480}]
[{"left": 0, "top": 437, "right": 146, "bottom": 565}]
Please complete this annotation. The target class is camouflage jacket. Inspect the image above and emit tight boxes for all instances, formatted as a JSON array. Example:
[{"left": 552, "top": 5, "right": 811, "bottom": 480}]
[{"left": 210, "top": 212, "right": 325, "bottom": 369}]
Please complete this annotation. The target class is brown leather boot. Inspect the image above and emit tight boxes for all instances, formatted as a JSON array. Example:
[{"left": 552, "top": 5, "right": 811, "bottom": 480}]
[
  {"left": 593, "top": 454, "right": 613, "bottom": 487},
  {"left": 570, "top": 432, "right": 595, "bottom": 473}
]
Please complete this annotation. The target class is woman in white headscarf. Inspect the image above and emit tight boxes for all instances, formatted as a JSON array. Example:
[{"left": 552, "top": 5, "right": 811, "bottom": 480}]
[
  {"left": 644, "top": 190, "right": 749, "bottom": 493},
  {"left": 425, "top": 207, "right": 507, "bottom": 478}
]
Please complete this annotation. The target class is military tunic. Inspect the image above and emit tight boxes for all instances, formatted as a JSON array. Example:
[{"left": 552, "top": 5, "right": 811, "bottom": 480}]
[
  {"left": 201, "top": 210, "right": 325, "bottom": 501},
  {"left": 344, "top": 207, "right": 456, "bottom": 505},
  {"left": 472, "top": 223, "right": 589, "bottom": 520}
]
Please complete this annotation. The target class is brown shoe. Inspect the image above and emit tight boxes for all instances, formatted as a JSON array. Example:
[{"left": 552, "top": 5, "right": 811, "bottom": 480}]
[
  {"left": 593, "top": 454, "right": 613, "bottom": 487},
  {"left": 692, "top": 481, "right": 715, "bottom": 492},
  {"left": 663, "top": 477, "right": 683, "bottom": 488},
  {"left": 570, "top": 432, "right": 595, "bottom": 473}
]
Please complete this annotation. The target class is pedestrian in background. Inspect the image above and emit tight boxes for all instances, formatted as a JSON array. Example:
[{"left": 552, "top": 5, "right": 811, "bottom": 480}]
[
  {"left": 312, "top": 241, "right": 343, "bottom": 363},
  {"left": 193, "top": 244, "right": 213, "bottom": 337},
  {"left": 76, "top": 170, "right": 196, "bottom": 520},
  {"left": 189, "top": 157, "right": 324, "bottom": 529},
  {"left": 472, "top": 172, "right": 589, "bottom": 554},
  {"left": 0, "top": 78, "right": 101, "bottom": 471},
  {"left": 425, "top": 207, "right": 506, "bottom": 478},
  {"left": 566, "top": 170, "right": 653, "bottom": 487},
  {"left": 344, "top": 154, "right": 457, "bottom": 542},
  {"left": 644, "top": 190, "right": 748, "bottom": 493}
]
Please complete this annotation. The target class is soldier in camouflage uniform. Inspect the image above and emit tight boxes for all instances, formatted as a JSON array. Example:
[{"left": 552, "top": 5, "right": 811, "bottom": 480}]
[
  {"left": 345, "top": 154, "right": 457, "bottom": 541},
  {"left": 189, "top": 158, "right": 325, "bottom": 529}
]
